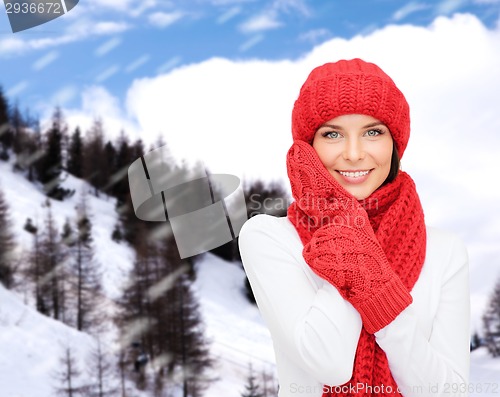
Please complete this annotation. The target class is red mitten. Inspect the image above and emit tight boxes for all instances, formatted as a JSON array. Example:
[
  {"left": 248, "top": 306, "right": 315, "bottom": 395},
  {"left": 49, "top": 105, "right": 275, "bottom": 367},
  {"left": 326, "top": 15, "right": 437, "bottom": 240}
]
[{"left": 303, "top": 221, "right": 412, "bottom": 334}]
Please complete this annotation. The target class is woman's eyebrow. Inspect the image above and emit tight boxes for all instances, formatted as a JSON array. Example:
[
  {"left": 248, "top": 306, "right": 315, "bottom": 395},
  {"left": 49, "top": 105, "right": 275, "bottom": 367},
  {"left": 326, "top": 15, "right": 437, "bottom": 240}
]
[
  {"left": 318, "top": 121, "right": 386, "bottom": 130},
  {"left": 363, "top": 121, "right": 386, "bottom": 128},
  {"left": 318, "top": 123, "right": 343, "bottom": 130}
]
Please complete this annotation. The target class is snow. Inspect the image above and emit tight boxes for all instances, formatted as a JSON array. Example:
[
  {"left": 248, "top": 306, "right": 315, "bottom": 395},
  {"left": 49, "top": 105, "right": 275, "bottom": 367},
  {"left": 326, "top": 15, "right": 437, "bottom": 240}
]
[
  {"left": 0, "top": 283, "right": 95, "bottom": 397},
  {"left": 193, "top": 253, "right": 276, "bottom": 396},
  {"left": 1, "top": 157, "right": 499, "bottom": 396}
]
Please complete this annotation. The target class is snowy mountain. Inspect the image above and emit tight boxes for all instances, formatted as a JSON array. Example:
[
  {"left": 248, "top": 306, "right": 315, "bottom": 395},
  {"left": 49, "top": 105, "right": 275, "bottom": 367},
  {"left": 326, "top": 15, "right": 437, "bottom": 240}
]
[{"left": 0, "top": 156, "right": 499, "bottom": 397}]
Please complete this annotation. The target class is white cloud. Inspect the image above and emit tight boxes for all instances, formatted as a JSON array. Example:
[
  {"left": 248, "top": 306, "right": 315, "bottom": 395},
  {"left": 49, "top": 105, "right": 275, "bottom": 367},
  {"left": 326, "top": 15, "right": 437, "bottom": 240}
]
[
  {"left": 85, "top": 0, "right": 142, "bottom": 13},
  {"left": 298, "top": 28, "right": 330, "bottom": 43},
  {"left": 0, "top": 20, "right": 131, "bottom": 58},
  {"left": 125, "top": 54, "right": 151, "bottom": 73},
  {"left": 95, "top": 65, "right": 121, "bottom": 83},
  {"left": 217, "top": 6, "right": 242, "bottom": 24},
  {"left": 238, "top": 0, "right": 309, "bottom": 33},
  {"left": 239, "top": 11, "right": 282, "bottom": 33},
  {"left": 6, "top": 81, "right": 29, "bottom": 98},
  {"left": 435, "top": 0, "right": 468, "bottom": 15},
  {"left": 273, "top": 0, "right": 310, "bottom": 17},
  {"left": 0, "top": 37, "right": 27, "bottom": 55},
  {"left": 50, "top": 85, "right": 78, "bottom": 106},
  {"left": 148, "top": 11, "right": 184, "bottom": 28},
  {"left": 209, "top": 0, "right": 255, "bottom": 4},
  {"left": 156, "top": 56, "right": 182, "bottom": 74},
  {"left": 239, "top": 34, "right": 264, "bottom": 51},
  {"left": 92, "top": 21, "right": 131, "bottom": 35},
  {"left": 94, "top": 37, "right": 122, "bottom": 57},
  {"left": 53, "top": 86, "right": 140, "bottom": 141},
  {"left": 32, "top": 51, "right": 59, "bottom": 71},
  {"left": 392, "top": 2, "right": 430, "bottom": 21}
]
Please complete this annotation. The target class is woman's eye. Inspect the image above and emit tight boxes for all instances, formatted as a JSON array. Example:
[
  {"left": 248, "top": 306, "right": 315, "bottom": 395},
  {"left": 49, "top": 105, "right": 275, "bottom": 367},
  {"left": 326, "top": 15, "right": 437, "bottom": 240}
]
[
  {"left": 365, "top": 129, "right": 382, "bottom": 137},
  {"left": 323, "top": 131, "right": 340, "bottom": 139}
]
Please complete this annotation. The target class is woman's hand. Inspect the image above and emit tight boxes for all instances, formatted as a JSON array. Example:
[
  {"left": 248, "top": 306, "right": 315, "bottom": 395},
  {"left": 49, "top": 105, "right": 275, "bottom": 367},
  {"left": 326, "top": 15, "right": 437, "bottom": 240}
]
[{"left": 303, "top": 222, "right": 412, "bottom": 333}]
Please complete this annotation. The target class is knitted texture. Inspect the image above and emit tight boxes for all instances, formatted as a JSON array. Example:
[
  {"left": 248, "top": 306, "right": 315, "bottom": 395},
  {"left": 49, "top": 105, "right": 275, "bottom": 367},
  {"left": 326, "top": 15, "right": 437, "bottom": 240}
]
[
  {"left": 292, "top": 58, "right": 410, "bottom": 157},
  {"left": 286, "top": 140, "right": 427, "bottom": 396}
]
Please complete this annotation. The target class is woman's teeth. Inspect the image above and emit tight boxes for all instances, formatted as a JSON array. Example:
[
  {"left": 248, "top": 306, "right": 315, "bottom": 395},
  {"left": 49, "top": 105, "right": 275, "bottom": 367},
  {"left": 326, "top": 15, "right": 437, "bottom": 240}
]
[{"left": 339, "top": 170, "right": 370, "bottom": 178}]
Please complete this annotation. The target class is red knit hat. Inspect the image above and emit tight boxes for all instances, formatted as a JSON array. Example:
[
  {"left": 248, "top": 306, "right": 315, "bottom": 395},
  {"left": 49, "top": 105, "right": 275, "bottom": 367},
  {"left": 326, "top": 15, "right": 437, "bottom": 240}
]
[{"left": 291, "top": 58, "right": 410, "bottom": 158}]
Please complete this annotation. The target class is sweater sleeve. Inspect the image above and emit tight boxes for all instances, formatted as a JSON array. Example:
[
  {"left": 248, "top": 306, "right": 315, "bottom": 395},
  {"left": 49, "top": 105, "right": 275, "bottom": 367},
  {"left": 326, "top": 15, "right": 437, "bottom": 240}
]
[
  {"left": 238, "top": 215, "right": 363, "bottom": 386},
  {"left": 374, "top": 233, "right": 470, "bottom": 397}
]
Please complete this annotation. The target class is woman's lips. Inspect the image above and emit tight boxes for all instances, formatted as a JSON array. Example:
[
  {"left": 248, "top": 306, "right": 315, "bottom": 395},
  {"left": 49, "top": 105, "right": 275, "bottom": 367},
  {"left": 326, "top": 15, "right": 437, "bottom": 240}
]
[{"left": 336, "top": 169, "right": 373, "bottom": 184}]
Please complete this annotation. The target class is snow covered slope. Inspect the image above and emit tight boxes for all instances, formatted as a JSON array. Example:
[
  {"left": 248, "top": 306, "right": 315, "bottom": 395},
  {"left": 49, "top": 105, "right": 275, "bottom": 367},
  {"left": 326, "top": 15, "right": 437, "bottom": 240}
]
[{"left": 0, "top": 283, "right": 96, "bottom": 397}]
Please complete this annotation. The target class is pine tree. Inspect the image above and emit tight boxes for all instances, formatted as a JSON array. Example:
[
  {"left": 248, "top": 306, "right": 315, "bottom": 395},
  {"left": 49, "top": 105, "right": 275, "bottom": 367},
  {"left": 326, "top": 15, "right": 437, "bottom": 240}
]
[
  {"left": 32, "top": 200, "right": 67, "bottom": 320},
  {"left": 11, "top": 102, "right": 32, "bottom": 168},
  {"left": 0, "top": 85, "right": 12, "bottom": 160},
  {"left": 102, "top": 140, "right": 117, "bottom": 193},
  {"left": 0, "top": 187, "right": 16, "bottom": 288},
  {"left": 24, "top": 217, "right": 46, "bottom": 313},
  {"left": 14, "top": 111, "right": 41, "bottom": 181},
  {"left": 470, "top": 331, "right": 482, "bottom": 352},
  {"left": 241, "top": 364, "right": 264, "bottom": 397},
  {"left": 161, "top": 236, "right": 214, "bottom": 397},
  {"left": 116, "top": 231, "right": 214, "bottom": 396},
  {"left": 67, "top": 127, "right": 84, "bottom": 178},
  {"left": 482, "top": 277, "right": 500, "bottom": 357},
  {"left": 115, "top": 224, "right": 156, "bottom": 392},
  {"left": 53, "top": 345, "right": 86, "bottom": 397},
  {"left": 72, "top": 194, "right": 103, "bottom": 332},
  {"left": 83, "top": 119, "right": 107, "bottom": 197},
  {"left": 36, "top": 108, "right": 71, "bottom": 200},
  {"left": 110, "top": 131, "right": 133, "bottom": 203}
]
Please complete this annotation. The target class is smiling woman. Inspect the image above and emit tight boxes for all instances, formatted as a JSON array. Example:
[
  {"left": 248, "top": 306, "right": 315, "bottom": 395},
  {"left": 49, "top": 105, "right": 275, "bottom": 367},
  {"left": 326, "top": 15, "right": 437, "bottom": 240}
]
[{"left": 238, "top": 58, "right": 470, "bottom": 397}]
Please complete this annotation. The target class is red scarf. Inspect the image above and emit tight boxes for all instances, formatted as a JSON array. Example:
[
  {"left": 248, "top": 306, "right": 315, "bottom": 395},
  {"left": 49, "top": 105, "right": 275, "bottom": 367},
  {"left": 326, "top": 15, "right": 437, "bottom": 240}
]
[{"left": 286, "top": 140, "right": 426, "bottom": 396}]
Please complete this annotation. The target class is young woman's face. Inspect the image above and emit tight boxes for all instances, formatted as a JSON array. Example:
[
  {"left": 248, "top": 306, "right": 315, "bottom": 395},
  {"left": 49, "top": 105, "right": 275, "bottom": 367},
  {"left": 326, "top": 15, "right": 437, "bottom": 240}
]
[{"left": 312, "top": 114, "right": 394, "bottom": 200}]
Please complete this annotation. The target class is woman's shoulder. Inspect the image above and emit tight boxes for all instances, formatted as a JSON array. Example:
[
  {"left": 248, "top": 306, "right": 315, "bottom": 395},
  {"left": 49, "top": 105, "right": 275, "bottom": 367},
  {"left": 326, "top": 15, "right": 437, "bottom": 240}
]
[
  {"left": 238, "top": 214, "right": 305, "bottom": 261},
  {"left": 239, "top": 214, "right": 298, "bottom": 241},
  {"left": 426, "top": 226, "right": 467, "bottom": 253},
  {"left": 424, "top": 226, "right": 468, "bottom": 277}
]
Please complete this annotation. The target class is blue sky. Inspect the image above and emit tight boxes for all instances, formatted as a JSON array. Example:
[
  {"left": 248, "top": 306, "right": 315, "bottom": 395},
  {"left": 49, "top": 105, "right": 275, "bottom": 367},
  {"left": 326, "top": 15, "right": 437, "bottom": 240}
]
[{"left": 1, "top": 0, "right": 500, "bottom": 113}]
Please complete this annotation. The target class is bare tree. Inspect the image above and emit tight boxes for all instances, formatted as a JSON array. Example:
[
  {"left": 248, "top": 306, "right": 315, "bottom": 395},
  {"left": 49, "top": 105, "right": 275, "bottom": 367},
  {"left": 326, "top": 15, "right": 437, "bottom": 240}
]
[
  {"left": 0, "top": 187, "right": 16, "bottom": 288},
  {"left": 67, "top": 193, "right": 103, "bottom": 331},
  {"left": 53, "top": 345, "right": 86, "bottom": 397},
  {"left": 26, "top": 200, "right": 68, "bottom": 319},
  {"left": 85, "top": 338, "right": 118, "bottom": 397},
  {"left": 241, "top": 364, "right": 264, "bottom": 397},
  {"left": 261, "top": 367, "right": 278, "bottom": 397}
]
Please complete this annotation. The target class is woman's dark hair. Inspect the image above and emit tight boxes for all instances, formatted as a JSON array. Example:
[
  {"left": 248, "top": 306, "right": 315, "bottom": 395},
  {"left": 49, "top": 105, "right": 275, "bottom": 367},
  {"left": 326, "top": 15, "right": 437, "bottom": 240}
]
[{"left": 383, "top": 143, "right": 400, "bottom": 185}]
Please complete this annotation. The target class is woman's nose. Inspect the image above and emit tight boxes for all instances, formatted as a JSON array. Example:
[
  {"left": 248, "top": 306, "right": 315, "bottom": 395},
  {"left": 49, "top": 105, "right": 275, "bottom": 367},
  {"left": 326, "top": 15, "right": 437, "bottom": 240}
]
[{"left": 343, "top": 138, "right": 365, "bottom": 162}]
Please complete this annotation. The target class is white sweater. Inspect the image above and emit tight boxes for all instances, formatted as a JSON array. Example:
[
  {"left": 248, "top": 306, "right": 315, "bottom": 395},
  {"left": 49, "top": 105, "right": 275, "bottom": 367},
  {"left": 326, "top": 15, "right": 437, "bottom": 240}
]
[{"left": 238, "top": 214, "right": 470, "bottom": 397}]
